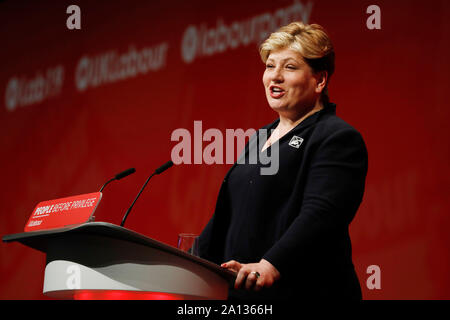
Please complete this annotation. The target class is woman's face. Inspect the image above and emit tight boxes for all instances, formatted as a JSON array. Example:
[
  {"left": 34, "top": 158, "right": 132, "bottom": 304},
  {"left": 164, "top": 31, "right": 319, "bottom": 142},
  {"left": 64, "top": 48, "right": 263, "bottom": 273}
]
[{"left": 263, "top": 48, "right": 321, "bottom": 116}]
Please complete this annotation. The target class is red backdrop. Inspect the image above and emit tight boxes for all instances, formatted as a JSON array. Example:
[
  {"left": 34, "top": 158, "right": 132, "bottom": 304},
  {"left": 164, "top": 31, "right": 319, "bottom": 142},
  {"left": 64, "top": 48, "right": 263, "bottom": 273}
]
[{"left": 1, "top": 0, "right": 449, "bottom": 299}]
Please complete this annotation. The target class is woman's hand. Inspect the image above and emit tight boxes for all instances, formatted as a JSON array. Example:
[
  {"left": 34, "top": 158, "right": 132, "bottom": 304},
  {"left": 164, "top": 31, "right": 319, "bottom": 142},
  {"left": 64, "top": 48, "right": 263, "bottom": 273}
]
[{"left": 221, "top": 259, "right": 280, "bottom": 291}]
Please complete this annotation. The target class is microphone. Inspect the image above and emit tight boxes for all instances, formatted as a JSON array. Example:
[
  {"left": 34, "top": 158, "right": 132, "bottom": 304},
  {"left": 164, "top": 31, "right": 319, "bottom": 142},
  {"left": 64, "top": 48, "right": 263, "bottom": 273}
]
[
  {"left": 120, "top": 160, "right": 174, "bottom": 227},
  {"left": 99, "top": 168, "right": 136, "bottom": 192},
  {"left": 154, "top": 160, "right": 174, "bottom": 174}
]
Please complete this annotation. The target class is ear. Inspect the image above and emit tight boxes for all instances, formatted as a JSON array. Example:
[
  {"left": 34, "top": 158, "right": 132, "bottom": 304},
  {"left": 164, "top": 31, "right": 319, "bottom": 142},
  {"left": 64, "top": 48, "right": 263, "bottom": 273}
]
[{"left": 314, "top": 71, "right": 328, "bottom": 94}]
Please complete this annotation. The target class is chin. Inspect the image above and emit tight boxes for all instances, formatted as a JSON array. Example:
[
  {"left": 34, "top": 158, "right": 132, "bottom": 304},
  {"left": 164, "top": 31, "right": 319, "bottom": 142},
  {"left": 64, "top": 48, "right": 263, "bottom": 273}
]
[{"left": 268, "top": 101, "right": 288, "bottom": 112}]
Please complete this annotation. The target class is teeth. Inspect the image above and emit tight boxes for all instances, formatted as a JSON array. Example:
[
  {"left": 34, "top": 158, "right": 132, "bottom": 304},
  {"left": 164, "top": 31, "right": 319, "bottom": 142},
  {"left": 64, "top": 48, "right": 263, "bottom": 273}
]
[{"left": 272, "top": 87, "right": 283, "bottom": 92}]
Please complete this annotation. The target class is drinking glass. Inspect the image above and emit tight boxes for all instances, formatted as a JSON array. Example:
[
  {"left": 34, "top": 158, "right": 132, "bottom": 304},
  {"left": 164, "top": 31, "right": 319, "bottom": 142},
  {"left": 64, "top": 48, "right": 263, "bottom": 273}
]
[{"left": 177, "top": 233, "right": 199, "bottom": 256}]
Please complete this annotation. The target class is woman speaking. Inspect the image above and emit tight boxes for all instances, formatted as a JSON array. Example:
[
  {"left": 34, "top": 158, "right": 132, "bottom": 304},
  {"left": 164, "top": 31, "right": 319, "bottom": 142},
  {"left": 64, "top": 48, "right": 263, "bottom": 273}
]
[{"left": 198, "top": 22, "right": 368, "bottom": 300}]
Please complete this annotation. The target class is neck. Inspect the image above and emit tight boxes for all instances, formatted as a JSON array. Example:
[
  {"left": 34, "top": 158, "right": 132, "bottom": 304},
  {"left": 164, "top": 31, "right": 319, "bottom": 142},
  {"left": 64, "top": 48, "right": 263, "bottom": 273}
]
[
  {"left": 277, "top": 100, "right": 324, "bottom": 132},
  {"left": 262, "top": 100, "right": 324, "bottom": 152}
]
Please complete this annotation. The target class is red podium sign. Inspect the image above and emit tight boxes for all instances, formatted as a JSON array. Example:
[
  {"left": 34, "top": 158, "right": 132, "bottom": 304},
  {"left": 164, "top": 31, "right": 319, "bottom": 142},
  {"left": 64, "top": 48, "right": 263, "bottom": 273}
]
[{"left": 24, "top": 192, "right": 102, "bottom": 232}]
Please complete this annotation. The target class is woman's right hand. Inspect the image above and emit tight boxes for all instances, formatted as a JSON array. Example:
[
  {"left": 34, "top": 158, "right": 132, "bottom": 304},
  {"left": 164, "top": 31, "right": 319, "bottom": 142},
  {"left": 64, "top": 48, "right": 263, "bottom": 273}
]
[{"left": 221, "top": 259, "right": 280, "bottom": 291}]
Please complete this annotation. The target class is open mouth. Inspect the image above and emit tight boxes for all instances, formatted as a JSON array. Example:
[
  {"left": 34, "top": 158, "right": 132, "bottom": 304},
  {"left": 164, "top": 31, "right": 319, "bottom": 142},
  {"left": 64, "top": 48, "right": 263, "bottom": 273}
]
[{"left": 269, "top": 85, "right": 285, "bottom": 98}]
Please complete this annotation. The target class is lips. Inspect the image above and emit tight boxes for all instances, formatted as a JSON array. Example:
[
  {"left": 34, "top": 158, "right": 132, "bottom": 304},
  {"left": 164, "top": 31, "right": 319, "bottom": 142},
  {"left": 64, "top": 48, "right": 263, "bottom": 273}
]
[{"left": 269, "top": 85, "right": 285, "bottom": 98}]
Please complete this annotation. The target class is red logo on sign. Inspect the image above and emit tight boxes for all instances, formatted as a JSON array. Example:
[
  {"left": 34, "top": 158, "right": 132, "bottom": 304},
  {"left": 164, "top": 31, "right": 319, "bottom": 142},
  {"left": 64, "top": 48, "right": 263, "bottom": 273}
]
[{"left": 24, "top": 192, "right": 102, "bottom": 232}]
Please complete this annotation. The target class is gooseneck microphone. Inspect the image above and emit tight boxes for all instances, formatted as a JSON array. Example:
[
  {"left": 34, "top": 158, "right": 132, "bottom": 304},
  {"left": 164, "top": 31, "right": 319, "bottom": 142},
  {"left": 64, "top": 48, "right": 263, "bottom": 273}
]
[
  {"left": 120, "top": 160, "right": 173, "bottom": 227},
  {"left": 99, "top": 168, "right": 136, "bottom": 192}
]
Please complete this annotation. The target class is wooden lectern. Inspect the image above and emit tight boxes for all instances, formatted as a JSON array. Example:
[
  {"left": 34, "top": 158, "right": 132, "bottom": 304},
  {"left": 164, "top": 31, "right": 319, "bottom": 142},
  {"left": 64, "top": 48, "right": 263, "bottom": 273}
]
[{"left": 2, "top": 222, "right": 236, "bottom": 300}]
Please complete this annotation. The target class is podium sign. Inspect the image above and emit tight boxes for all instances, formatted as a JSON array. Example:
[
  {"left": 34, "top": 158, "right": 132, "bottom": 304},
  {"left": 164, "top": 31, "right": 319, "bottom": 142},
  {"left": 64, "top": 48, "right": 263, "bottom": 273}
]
[{"left": 24, "top": 192, "right": 102, "bottom": 232}]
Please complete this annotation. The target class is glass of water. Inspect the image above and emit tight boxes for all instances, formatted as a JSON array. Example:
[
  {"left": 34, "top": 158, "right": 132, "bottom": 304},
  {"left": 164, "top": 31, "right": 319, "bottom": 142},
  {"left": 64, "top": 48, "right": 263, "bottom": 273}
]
[{"left": 177, "top": 233, "right": 199, "bottom": 256}]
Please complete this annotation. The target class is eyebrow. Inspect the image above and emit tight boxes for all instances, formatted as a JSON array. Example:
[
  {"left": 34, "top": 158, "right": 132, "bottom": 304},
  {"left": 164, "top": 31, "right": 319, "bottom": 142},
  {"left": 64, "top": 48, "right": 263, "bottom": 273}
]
[{"left": 266, "top": 57, "right": 301, "bottom": 64}]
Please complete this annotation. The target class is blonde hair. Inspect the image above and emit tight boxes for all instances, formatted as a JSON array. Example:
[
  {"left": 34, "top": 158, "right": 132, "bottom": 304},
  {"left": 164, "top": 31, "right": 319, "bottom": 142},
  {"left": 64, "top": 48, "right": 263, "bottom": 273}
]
[{"left": 260, "top": 22, "right": 335, "bottom": 104}]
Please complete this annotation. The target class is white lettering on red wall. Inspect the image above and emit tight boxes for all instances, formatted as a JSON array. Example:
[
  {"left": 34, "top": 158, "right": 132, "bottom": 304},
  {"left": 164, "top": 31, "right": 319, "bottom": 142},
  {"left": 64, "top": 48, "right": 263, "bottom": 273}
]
[
  {"left": 5, "top": 65, "right": 64, "bottom": 112},
  {"left": 181, "top": 0, "right": 313, "bottom": 63},
  {"left": 75, "top": 43, "right": 169, "bottom": 92}
]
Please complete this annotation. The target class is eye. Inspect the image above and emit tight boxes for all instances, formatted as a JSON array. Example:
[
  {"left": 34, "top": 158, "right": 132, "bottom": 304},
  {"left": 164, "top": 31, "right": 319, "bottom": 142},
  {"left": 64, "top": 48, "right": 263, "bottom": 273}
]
[
  {"left": 266, "top": 63, "right": 275, "bottom": 69},
  {"left": 286, "top": 64, "right": 297, "bottom": 70}
]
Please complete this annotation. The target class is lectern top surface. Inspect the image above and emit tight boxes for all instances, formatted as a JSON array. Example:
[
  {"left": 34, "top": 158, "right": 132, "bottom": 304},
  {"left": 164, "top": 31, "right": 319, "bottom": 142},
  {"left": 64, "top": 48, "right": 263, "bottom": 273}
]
[{"left": 2, "top": 222, "right": 236, "bottom": 283}]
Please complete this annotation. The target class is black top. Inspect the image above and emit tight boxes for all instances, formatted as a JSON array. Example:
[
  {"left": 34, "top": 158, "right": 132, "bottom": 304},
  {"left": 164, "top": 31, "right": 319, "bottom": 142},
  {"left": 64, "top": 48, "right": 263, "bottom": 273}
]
[{"left": 198, "top": 103, "right": 368, "bottom": 300}]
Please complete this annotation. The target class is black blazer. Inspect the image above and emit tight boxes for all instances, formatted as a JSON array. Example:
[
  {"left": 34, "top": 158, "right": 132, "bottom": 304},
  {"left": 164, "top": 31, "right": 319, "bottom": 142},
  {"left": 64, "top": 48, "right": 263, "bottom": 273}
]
[{"left": 198, "top": 103, "right": 368, "bottom": 300}]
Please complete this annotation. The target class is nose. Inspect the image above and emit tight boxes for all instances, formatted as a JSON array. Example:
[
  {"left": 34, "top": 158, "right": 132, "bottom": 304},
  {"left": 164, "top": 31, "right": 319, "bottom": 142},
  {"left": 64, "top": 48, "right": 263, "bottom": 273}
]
[{"left": 270, "top": 66, "right": 284, "bottom": 83}]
